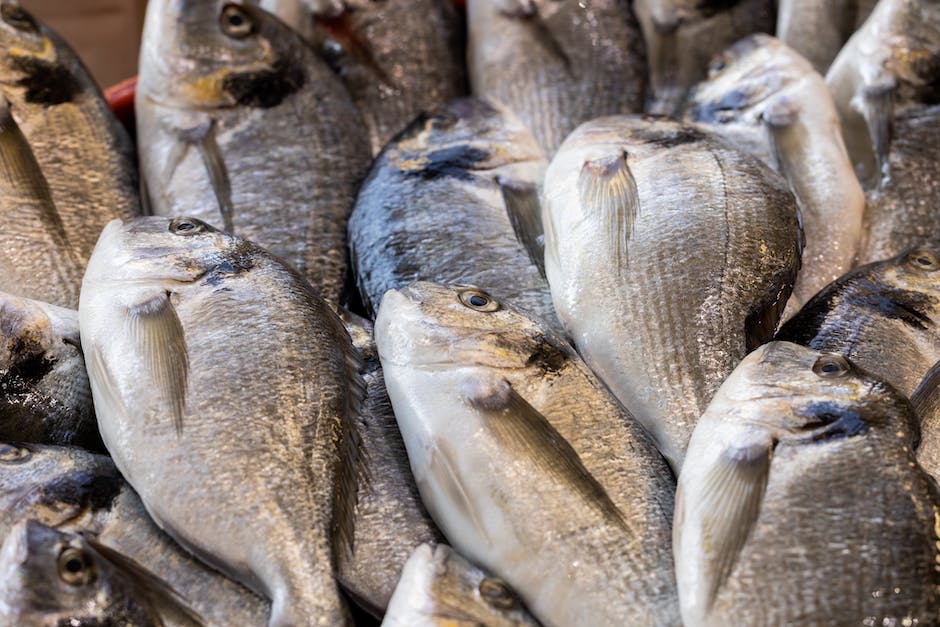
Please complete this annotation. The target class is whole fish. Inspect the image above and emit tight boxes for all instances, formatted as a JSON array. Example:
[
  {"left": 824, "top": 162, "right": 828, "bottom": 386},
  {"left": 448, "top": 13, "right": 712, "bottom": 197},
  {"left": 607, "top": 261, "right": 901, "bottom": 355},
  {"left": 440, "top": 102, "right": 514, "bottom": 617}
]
[
  {"left": 382, "top": 544, "right": 539, "bottom": 627},
  {"left": 466, "top": 0, "right": 646, "bottom": 154},
  {"left": 676, "top": 341, "right": 940, "bottom": 626},
  {"left": 685, "top": 34, "right": 864, "bottom": 316},
  {"left": 543, "top": 116, "right": 801, "bottom": 469},
  {"left": 776, "top": 0, "right": 876, "bottom": 73},
  {"left": 80, "top": 217, "right": 364, "bottom": 626},
  {"left": 0, "top": 1, "right": 139, "bottom": 263},
  {"left": 776, "top": 247, "right": 940, "bottom": 481},
  {"left": 137, "top": 0, "right": 370, "bottom": 303},
  {"left": 633, "top": 0, "right": 776, "bottom": 115},
  {"left": 376, "top": 282, "right": 680, "bottom": 627},
  {"left": 337, "top": 312, "right": 444, "bottom": 615},
  {"left": 0, "top": 519, "right": 202, "bottom": 626},
  {"left": 349, "top": 98, "right": 562, "bottom": 335},
  {"left": 260, "top": 0, "right": 466, "bottom": 154},
  {"left": 0, "top": 443, "right": 269, "bottom": 625},
  {"left": 0, "top": 293, "right": 99, "bottom": 450},
  {"left": 0, "top": 98, "right": 82, "bottom": 309}
]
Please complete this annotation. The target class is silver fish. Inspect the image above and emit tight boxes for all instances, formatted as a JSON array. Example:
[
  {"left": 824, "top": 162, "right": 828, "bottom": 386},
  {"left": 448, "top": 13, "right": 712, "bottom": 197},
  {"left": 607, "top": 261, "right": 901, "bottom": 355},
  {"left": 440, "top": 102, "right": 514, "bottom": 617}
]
[
  {"left": 80, "top": 217, "right": 363, "bottom": 626},
  {"left": 676, "top": 341, "right": 940, "bottom": 625},
  {"left": 776, "top": 0, "right": 876, "bottom": 73},
  {"left": 136, "top": 0, "right": 371, "bottom": 303},
  {"left": 542, "top": 116, "right": 801, "bottom": 470},
  {"left": 382, "top": 544, "right": 539, "bottom": 627},
  {"left": 467, "top": 0, "right": 646, "bottom": 155},
  {"left": 685, "top": 34, "right": 864, "bottom": 317},
  {"left": 376, "top": 282, "right": 680, "bottom": 627}
]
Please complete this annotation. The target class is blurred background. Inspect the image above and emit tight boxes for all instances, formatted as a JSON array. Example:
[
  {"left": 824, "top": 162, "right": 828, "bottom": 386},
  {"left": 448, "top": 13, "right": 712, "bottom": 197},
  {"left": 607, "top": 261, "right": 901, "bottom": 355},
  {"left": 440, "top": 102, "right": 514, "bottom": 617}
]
[{"left": 22, "top": 0, "right": 147, "bottom": 88}]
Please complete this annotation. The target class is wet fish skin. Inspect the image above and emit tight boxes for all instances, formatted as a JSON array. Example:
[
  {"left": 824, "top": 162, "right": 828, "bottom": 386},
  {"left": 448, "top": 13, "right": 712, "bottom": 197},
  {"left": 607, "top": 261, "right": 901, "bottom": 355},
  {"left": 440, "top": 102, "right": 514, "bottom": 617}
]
[
  {"left": 633, "top": 0, "right": 776, "bottom": 115},
  {"left": 685, "top": 34, "right": 864, "bottom": 317},
  {"left": 0, "top": 519, "right": 202, "bottom": 626},
  {"left": 137, "top": 0, "right": 370, "bottom": 303},
  {"left": 542, "top": 116, "right": 801, "bottom": 470},
  {"left": 0, "top": 443, "right": 269, "bottom": 626},
  {"left": 349, "top": 97, "right": 562, "bottom": 336},
  {"left": 0, "top": 293, "right": 99, "bottom": 451},
  {"left": 0, "top": 1, "right": 140, "bottom": 264},
  {"left": 467, "top": 0, "right": 646, "bottom": 155},
  {"left": 382, "top": 543, "right": 539, "bottom": 627},
  {"left": 80, "top": 217, "right": 363, "bottom": 626},
  {"left": 676, "top": 341, "right": 940, "bottom": 626},
  {"left": 776, "top": 0, "right": 876, "bottom": 74},
  {"left": 262, "top": 0, "right": 466, "bottom": 155},
  {"left": 376, "top": 282, "right": 680, "bottom": 627}
]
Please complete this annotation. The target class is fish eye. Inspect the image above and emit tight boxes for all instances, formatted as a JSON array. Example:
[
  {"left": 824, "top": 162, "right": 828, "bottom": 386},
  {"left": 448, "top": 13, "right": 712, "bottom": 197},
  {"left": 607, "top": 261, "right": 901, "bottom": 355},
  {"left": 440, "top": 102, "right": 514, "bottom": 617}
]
[
  {"left": 220, "top": 5, "right": 255, "bottom": 39},
  {"left": 478, "top": 577, "right": 517, "bottom": 610},
  {"left": 708, "top": 58, "right": 727, "bottom": 76},
  {"left": 906, "top": 248, "right": 940, "bottom": 272},
  {"left": 1, "top": 5, "right": 38, "bottom": 33},
  {"left": 57, "top": 547, "right": 96, "bottom": 586},
  {"left": 169, "top": 218, "right": 204, "bottom": 236},
  {"left": 458, "top": 289, "right": 500, "bottom": 312},
  {"left": 0, "top": 444, "right": 30, "bottom": 464},
  {"left": 812, "top": 354, "right": 851, "bottom": 378}
]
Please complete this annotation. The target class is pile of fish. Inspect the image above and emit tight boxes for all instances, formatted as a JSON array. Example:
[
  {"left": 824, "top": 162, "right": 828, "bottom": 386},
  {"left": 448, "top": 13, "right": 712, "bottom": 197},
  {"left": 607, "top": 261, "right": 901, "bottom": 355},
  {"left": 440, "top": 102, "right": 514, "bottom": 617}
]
[{"left": 1, "top": 0, "right": 940, "bottom": 624}]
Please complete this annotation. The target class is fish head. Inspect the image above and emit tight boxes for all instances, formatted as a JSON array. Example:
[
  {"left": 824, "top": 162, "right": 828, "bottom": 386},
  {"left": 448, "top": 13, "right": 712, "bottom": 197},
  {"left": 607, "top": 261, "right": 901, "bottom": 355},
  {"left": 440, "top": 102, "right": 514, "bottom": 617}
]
[
  {"left": 139, "top": 0, "right": 309, "bottom": 110},
  {"left": 375, "top": 282, "right": 567, "bottom": 373},
  {"left": 0, "top": 444, "right": 120, "bottom": 539},
  {"left": 848, "top": 247, "right": 940, "bottom": 322},
  {"left": 83, "top": 217, "right": 256, "bottom": 289}
]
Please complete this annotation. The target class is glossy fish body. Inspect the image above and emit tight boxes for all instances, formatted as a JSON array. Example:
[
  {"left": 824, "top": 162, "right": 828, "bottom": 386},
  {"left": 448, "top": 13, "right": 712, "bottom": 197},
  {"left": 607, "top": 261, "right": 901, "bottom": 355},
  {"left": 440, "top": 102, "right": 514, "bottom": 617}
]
[
  {"left": 0, "top": 443, "right": 269, "bottom": 625},
  {"left": 137, "top": 1, "right": 370, "bottom": 303},
  {"left": 633, "top": 0, "right": 775, "bottom": 115},
  {"left": 776, "top": 0, "right": 876, "bottom": 73},
  {"left": 337, "top": 312, "right": 444, "bottom": 615},
  {"left": 80, "top": 217, "right": 363, "bottom": 626},
  {"left": 382, "top": 544, "right": 539, "bottom": 627},
  {"left": 376, "top": 282, "right": 680, "bottom": 627},
  {"left": 543, "top": 116, "right": 800, "bottom": 469},
  {"left": 776, "top": 248, "right": 940, "bottom": 481},
  {"left": 0, "top": 293, "right": 98, "bottom": 450},
  {"left": 261, "top": 0, "right": 466, "bottom": 155},
  {"left": 676, "top": 342, "right": 940, "bottom": 626},
  {"left": 685, "top": 34, "right": 863, "bottom": 317},
  {"left": 467, "top": 0, "right": 646, "bottom": 154},
  {"left": 0, "top": 2, "right": 139, "bottom": 264},
  {"left": 349, "top": 98, "right": 562, "bottom": 335}
]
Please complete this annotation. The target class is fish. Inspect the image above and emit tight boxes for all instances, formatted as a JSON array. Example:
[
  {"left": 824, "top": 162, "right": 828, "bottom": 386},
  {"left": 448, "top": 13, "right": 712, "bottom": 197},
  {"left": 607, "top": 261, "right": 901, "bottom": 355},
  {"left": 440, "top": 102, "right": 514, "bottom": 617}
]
[
  {"left": 0, "top": 519, "right": 203, "bottom": 626},
  {"left": 675, "top": 341, "right": 940, "bottom": 626},
  {"left": 136, "top": 0, "right": 371, "bottom": 303},
  {"left": 0, "top": 443, "right": 270, "bottom": 625},
  {"left": 0, "top": 293, "right": 99, "bottom": 450},
  {"left": 542, "top": 116, "right": 801, "bottom": 470},
  {"left": 0, "top": 1, "right": 140, "bottom": 264},
  {"left": 79, "top": 217, "right": 364, "bottom": 626},
  {"left": 466, "top": 0, "right": 646, "bottom": 154},
  {"left": 685, "top": 34, "right": 864, "bottom": 317},
  {"left": 382, "top": 543, "right": 539, "bottom": 627},
  {"left": 375, "top": 282, "right": 680, "bottom": 627},
  {"left": 349, "top": 97, "right": 563, "bottom": 336},
  {"left": 336, "top": 311, "right": 445, "bottom": 616},
  {"left": 633, "top": 0, "right": 776, "bottom": 115},
  {"left": 260, "top": 0, "right": 466, "bottom": 155},
  {"left": 776, "top": 0, "right": 877, "bottom": 73},
  {"left": 775, "top": 247, "right": 940, "bottom": 481},
  {"left": 0, "top": 97, "right": 82, "bottom": 309}
]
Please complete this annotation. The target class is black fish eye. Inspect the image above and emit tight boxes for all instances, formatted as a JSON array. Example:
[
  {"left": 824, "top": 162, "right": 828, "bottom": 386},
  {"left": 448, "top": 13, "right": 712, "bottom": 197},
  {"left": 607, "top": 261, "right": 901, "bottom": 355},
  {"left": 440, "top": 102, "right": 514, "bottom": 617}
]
[
  {"left": 169, "top": 218, "right": 203, "bottom": 236},
  {"left": 479, "top": 577, "right": 517, "bottom": 609},
  {"left": 0, "top": 444, "right": 30, "bottom": 463},
  {"left": 906, "top": 248, "right": 940, "bottom": 271},
  {"left": 1, "top": 5, "right": 38, "bottom": 32},
  {"left": 57, "top": 547, "right": 95, "bottom": 586},
  {"left": 220, "top": 5, "right": 255, "bottom": 39},
  {"left": 459, "top": 289, "right": 499, "bottom": 312},
  {"left": 812, "top": 354, "right": 850, "bottom": 378}
]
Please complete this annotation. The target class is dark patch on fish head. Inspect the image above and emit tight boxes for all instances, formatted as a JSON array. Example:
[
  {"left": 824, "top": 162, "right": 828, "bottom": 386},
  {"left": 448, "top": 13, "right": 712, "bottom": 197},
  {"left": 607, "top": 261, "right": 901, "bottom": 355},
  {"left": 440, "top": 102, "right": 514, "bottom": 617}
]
[
  {"left": 222, "top": 57, "right": 306, "bottom": 109},
  {"left": 792, "top": 401, "right": 869, "bottom": 443},
  {"left": 400, "top": 145, "right": 491, "bottom": 181},
  {"left": 201, "top": 240, "right": 259, "bottom": 287},
  {"left": 689, "top": 89, "right": 753, "bottom": 124},
  {"left": 631, "top": 120, "right": 704, "bottom": 148},
  {"left": 524, "top": 334, "right": 570, "bottom": 375},
  {"left": 9, "top": 55, "right": 80, "bottom": 105}
]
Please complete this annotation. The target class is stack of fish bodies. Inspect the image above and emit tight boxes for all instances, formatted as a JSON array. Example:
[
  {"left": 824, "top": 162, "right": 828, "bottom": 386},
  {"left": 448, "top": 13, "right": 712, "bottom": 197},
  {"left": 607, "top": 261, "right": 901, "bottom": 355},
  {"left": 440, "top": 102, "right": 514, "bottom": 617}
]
[{"left": 1, "top": 0, "right": 940, "bottom": 625}]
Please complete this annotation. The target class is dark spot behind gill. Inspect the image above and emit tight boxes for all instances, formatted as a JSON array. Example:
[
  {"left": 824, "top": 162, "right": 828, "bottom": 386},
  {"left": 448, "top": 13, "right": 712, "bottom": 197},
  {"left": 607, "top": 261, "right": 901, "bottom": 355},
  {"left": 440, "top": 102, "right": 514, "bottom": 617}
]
[
  {"left": 402, "top": 145, "right": 490, "bottom": 181},
  {"left": 796, "top": 401, "right": 868, "bottom": 442},
  {"left": 201, "top": 244, "right": 258, "bottom": 287},
  {"left": 222, "top": 57, "right": 306, "bottom": 109},
  {"left": 631, "top": 123, "right": 703, "bottom": 149},
  {"left": 12, "top": 56, "right": 81, "bottom": 105},
  {"left": 525, "top": 338, "right": 569, "bottom": 374},
  {"left": 42, "top": 469, "right": 122, "bottom": 513},
  {"left": 689, "top": 90, "right": 752, "bottom": 124}
]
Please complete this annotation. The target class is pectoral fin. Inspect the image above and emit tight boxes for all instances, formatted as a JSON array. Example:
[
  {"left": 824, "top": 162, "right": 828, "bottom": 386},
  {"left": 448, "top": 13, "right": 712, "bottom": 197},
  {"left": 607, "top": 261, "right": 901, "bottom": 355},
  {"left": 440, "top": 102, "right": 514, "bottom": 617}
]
[
  {"left": 853, "top": 78, "right": 895, "bottom": 190},
  {"left": 164, "top": 121, "right": 234, "bottom": 233},
  {"left": 578, "top": 152, "right": 639, "bottom": 273},
  {"left": 499, "top": 179, "right": 545, "bottom": 277},
  {"left": 422, "top": 439, "right": 492, "bottom": 548},
  {"left": 911, "top": 359, "right": 940, "bottom": 432}
]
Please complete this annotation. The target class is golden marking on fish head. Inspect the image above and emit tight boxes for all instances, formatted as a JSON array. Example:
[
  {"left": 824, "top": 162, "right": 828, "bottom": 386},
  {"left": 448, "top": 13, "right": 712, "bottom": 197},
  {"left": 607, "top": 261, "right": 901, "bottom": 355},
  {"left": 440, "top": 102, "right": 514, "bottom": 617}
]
[{"left": 8, "top": 35, "right": 54, "bottom": 63}]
